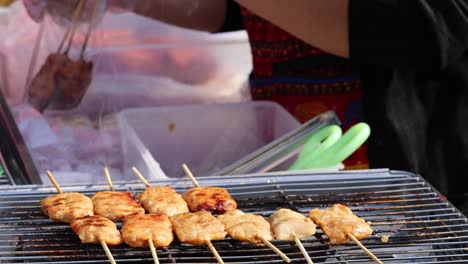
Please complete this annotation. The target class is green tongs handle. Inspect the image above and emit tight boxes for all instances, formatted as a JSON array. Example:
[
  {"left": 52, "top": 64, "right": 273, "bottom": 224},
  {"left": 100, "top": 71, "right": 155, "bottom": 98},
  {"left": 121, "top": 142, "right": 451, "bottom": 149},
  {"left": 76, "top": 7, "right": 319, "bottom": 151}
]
[{"left": 289, "top": 123, "right": 371, "bottom": 170}]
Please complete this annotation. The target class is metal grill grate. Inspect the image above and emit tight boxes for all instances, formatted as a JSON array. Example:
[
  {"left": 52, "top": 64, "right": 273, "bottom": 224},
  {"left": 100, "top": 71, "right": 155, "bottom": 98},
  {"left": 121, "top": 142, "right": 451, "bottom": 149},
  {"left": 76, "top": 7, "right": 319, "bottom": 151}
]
[{"left": 1, "top": 169, "right": 468, "bottom": 263}]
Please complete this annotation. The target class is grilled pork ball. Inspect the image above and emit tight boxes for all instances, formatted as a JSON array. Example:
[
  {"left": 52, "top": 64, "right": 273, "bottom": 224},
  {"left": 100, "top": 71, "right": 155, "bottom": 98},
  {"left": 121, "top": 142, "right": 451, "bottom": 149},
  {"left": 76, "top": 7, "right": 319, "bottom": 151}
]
[
  {"left": 92, "top": 191, "right": 144, "bottom": 222},
  {"left": 138, "top": 186, "right": 189, "bottom": 217},
  {"left": 27, "top": 53, "right": 93, "bottom": 112},
  {"left": 41, "top": 192, "right": 93, "bottom": 223},
  {"left": 268, "top": 208, "right": 316, "bottom": 240},
  {"left": 70, "top": 215, "right": 123, "bottom": 245},
  {"left": 121, "top": 213, "right": 173, "bottom": 248},
  {"left": 182, "top": 186, "right": 237, "bottom": 214},
  {"left": 170, "top": 211, "right": 227, "bottom": 245},
  {"left": 218, "top": 209, "right": 273, "bottom": 244},
  {"left": 309, "top": 203, "right": 373, "bottom": 244}
]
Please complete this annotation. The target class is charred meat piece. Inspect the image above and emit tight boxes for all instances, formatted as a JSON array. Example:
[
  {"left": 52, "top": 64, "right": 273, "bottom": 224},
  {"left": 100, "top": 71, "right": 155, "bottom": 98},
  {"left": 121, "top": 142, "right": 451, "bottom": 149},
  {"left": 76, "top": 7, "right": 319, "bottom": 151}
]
[
  {"left": 41, "top": 192, "right": 93, "bottom": 223},
  {"left": 27, "top": 53, "right": 93, "bottom": 111},
  {"left": 268, "top": 208, "right": 316, "bottom": 240},
  {"left": 218, "top": 209, "right": 273, "bottom": 244},
  {"left": 309, "top": 203, "right": 373, "bottom": 244},
  {"left": 170, "top": 211, "right": 226, "bottom": 245},
  {"left": 182, "top": 186, "right": 237, "bottom": 214},
  {"left": 121, "top": 213, "right": 173, "bottom": 248},
  {"left": 138, "top": 186, "right": 189, "bottom": 217},
  {"left": 70, "top": 215, "right": 123, "bottom": 245},
  {"left": 92, "top": 191, "right": 144, "bottom": 222}
]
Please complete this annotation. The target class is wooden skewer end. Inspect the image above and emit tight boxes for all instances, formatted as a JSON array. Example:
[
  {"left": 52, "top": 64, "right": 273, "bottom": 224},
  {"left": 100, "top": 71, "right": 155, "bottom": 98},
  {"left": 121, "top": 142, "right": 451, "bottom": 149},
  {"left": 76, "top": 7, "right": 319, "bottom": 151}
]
[
  {"left": 99, "top": 240, "right": 117, "bottom": 264},
  {"left": 131, "top": 167, "right": 151, "bottom": 187},
  {"left": 347, "top": 233, "right": 383, "bottom": 264},
  {"left": 182, "top": 163, "right": 200, "bottom": 187},
  {"left": 148, "top": 238, "right": 160, "bottom": 264},
  {"left": 292, "top": 233, "right": 313, "bottom": 264},
  {"left": 206, "top": 240, "right": 224, "bottom": 264},
  {"left": 261, "top": 237, "right": 291, "bottom": 263},
  {"left": 104, "top": 167, "right": 114, "bottom": 191},
  {"left": 46, "top": 170, "right": 63, "bottom": 194}
]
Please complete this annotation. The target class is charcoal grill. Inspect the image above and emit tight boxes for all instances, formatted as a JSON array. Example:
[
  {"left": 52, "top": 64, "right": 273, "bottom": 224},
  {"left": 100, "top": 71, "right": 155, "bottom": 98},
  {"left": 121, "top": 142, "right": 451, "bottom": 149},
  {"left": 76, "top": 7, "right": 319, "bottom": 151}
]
[{"left": 1, "top": 169, "right": 468, "bottom": 263}]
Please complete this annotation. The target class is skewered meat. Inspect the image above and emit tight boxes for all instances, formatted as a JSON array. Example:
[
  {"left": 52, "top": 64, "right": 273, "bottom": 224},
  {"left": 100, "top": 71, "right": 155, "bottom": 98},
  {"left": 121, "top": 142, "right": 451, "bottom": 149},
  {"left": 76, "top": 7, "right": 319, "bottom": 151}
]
[
  {"left": 182, "top": 186, "right": 237, "bottom": 214},
  {"left": 41, "top": 192, "right": 93, "bottom": 223},
  {"left": 27, "top": 53, "right": 93, "bottom": 112},
  {"left": 170, "top": 211, "right": 227, "bottom": 245},
  {"left": 121, "top": 213, "right": 173, "bottom": 248},
  {"left": 138, "top": 186, "right": 189, "bottom": 217},
  {"left": 309, "top": 203, "right": 373, "bottom": 244},
  {"left": 70, "top": 215, "right": 123, "bottom": 245},
  {"left": 268, "top": 208, "right": 316, "bottom": 240},
  {"left": 92, "top": 191, "right": 144, "bottom": 222},
  {"left": 218, "top": 209, "right": 273, "bottom": 244}
]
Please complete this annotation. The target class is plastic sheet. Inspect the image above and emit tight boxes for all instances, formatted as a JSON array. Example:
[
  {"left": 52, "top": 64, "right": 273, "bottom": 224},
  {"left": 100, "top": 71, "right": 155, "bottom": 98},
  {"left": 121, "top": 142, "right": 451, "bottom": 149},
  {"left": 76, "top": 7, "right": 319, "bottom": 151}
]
[
  {"left": 0, "top": 2, "right": 252, "bottom": 184},
  {"left": 0, "top": 2, "right": 252, "bottom": 107}
]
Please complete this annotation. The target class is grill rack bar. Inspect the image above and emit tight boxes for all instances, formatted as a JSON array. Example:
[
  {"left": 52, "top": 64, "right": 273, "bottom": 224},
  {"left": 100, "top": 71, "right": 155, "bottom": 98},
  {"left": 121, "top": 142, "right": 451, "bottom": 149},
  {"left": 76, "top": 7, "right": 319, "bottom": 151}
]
[{"left": 1, "top": 169, "right": 468, "bottom": 263}]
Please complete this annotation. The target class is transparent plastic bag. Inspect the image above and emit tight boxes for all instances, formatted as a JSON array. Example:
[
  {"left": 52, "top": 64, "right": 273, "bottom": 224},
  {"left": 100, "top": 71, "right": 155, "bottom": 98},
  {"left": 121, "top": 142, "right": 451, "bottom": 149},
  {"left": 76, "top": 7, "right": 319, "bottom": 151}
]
[
  {"left": 0, "top": 2, "right": 253, "bottom": 184},
  {"left": 0, "top": 1, "right": 252, "bottom": 108}
]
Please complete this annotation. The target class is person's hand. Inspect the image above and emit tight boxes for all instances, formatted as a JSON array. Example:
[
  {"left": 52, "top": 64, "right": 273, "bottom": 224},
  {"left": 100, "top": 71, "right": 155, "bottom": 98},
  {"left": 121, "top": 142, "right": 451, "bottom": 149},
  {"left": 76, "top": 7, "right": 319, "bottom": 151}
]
[{"left": 23, "top": 0, "right": 131, "bottom": 26}]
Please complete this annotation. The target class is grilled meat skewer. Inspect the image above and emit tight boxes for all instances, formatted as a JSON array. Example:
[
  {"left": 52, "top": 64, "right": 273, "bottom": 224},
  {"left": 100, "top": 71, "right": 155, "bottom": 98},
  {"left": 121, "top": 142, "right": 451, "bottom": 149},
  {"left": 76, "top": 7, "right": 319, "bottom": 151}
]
[
  {"left": 70, "top": 215, "right": 123, "bottom": 245},
  {"left": 182, "top": 186, "right": 237, "bottom": 214},
  {"left": 91, "top": 191, "right": 145, "bottom": 222},
  {"left": 218, "top": 209, "right": 273, "bottom": 244},
  {"left": 268, "top": 208, "right": 317, "bottom": 240},
  {"left": 41, "top": 192, "right": 93, "bottom": 223},
  {"left": 309, "top": 203, "right": 373, "bottom": 244},
  {"left": 138, "top": 186, "right": 189, "bottom": 217},
  {"left": 121, "top": 213, "right": 174, "bottom": 248},
  {"left": 170, "top": 211, "right": 227, "bottom": 245}
]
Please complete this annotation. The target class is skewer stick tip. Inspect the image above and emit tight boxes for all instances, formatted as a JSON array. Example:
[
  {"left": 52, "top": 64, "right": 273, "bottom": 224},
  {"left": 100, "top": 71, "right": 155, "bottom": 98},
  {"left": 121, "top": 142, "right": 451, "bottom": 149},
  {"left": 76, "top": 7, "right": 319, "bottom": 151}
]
[
  {"left": 347, "top": 233, "right": 383, "bottom": 264},
  {"left": 182, "top": 163, "right": 200, "bottom": 187},
  {"left": 99, "top": 240, "right": 117, "bottom": 264},
  {"left": 148, "top": 238, "right": 160, "bottom": 264},
  {"left": 45, "top": 170, "right": 63, "bottom": 194},
  {"left": 103, "top": 167, "right": 114, "bottom": 191},
  {"left": 206, "top": 240, "right": 224, "bottom": 264},
  {"left": 292, "top": 234, "right": 313, "bottom": 264},
  {"left": 131, "top": 167, "right": 151, "bottom": 187},
  {"left": 261, "top": 237, "right": 291, "bottom": 263}
]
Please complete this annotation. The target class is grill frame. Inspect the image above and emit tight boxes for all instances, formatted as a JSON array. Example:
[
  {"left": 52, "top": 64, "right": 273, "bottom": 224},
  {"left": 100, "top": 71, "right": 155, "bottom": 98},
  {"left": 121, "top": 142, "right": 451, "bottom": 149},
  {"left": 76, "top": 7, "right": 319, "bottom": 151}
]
[{"left": 1, "top": 169, "right": 468, "bottom": 263}]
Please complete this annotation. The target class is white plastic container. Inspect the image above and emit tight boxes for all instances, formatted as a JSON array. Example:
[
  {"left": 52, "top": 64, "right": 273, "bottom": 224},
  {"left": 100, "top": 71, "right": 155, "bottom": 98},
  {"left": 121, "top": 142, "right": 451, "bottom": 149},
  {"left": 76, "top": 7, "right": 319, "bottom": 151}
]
[{"left": 117, "top": 102, "right": 301, "bottom": 179}]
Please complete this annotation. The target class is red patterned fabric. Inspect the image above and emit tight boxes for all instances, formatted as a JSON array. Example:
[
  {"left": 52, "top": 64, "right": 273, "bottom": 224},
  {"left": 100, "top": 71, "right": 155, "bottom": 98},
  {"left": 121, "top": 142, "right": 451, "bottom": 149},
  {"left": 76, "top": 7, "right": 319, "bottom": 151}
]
[{"left": 240, "top": 8, "right": 368, "bottom": 169}]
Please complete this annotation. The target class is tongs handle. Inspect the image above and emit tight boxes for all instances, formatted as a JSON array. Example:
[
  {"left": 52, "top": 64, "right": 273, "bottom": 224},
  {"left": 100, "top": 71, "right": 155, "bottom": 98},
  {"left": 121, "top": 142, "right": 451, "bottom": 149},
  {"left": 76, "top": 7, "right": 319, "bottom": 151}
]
[
  {"left": 289, "top": 123, "right": 370, "bottom": 170},
  {"left": 289, "top": 125, "right": 341, "bottom": 170}
]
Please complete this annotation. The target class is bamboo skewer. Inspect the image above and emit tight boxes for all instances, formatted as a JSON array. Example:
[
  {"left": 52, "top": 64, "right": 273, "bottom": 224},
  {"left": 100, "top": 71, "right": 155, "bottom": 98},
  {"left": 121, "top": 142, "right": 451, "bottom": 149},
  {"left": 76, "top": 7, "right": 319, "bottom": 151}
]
[
  {"left": 182, "top": 164, "right": 225, "bottom": 264},
  {"left": 131, "top": 167, "right": 151, "bottom": 187},
  {"left": 100, "top": 240, "right": 117, "bottom": 264},
  {"left": 206, "top": 239, "right": 224, "bottom": 264},
  {"left": 183, "top": 163, "right": 291, "bottom": 263},
  {"left": 104, "top": 167, "right": 114, "bottom": 191},
  {"left": 347, "top": 233, "right": 383, "bottom": 264},
  {"left": 64, "top": 0, "right": 87, "bottom": 54},
  {"left": 46, "top": 170, "right": 63, "bottom": 194},
  {"left": 46, "top": 170, "right": 117, "bottom": 264},
  {"left": 57, "top": 0, "right": 86, "bottom": 54},
  {"left": 182, "top": 163, "right": 200, "bottom": 187},
  {"left": 128, "top": 167, "right": 163, "bottom": 264},
  {"left": 80, "top": 0, "right": 100, "bottom": 58},
  {"left": 292, "top": 233, "right": 313, "bottom": 264},
  {"left": 148, "top": 238, "right": 160, "bottom": 264},
  {"left": 260, "top": 238, "right": 291, "bottom": 263}
]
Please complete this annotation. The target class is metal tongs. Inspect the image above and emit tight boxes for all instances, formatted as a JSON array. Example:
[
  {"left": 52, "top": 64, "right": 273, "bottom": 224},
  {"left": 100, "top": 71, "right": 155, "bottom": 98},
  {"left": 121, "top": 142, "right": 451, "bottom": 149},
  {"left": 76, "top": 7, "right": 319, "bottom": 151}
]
[
  {"left": 216, "top": 111, "right": 371, "bottom": 175},
  {"left": 25, "top": 0, "right": 100, "bottom": 112}
]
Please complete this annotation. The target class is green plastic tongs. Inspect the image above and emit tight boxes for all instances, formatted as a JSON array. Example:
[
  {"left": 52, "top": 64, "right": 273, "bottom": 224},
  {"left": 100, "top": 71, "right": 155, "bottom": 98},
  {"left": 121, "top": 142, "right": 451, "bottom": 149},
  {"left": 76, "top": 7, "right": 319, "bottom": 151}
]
[{"left": 288, "top": 123, "right": 371, "bottom": 170}]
